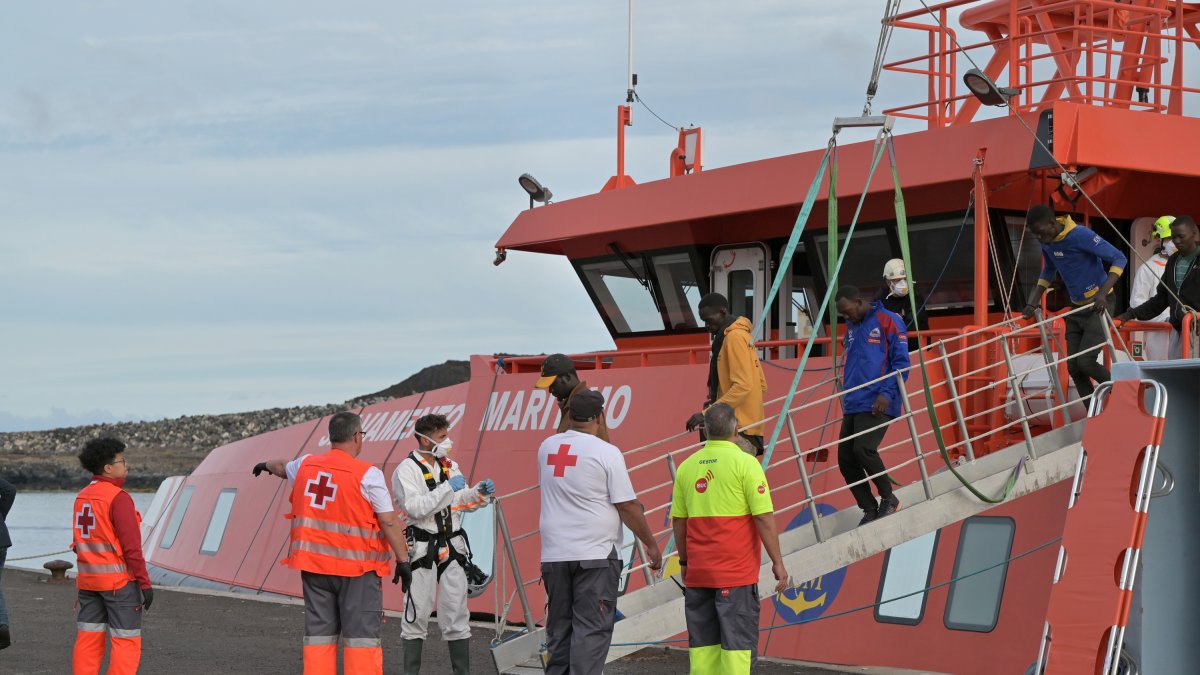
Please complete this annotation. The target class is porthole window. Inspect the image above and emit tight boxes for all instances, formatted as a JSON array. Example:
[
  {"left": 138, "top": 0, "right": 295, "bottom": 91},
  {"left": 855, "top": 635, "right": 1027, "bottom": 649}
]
[
  {"left": 199, "top": 489, "right": 237, "bottom": 555},
  {"left": 875, "top": 530, "right": 939, "bottom": 625},
  {"left": 159, "top": 486, "right": 195, "bottom": 550},
  {"left": 944, "top": 516, "right": 1015, "bottom": 632}
]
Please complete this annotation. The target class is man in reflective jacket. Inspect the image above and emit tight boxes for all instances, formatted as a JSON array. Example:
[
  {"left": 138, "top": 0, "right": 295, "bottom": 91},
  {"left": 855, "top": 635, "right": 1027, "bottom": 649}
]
[
  {"left": 253, "top": 411, "right": 412, "bottom": 675},
  {"left": 71, "top": 437, "right": 153, "bottom": 675},
  {"left": 835, "top": 286, "right": 911, "bottom": 526},
  {"left": 391, "top": 413, "right": 495, "bottom": 675}
]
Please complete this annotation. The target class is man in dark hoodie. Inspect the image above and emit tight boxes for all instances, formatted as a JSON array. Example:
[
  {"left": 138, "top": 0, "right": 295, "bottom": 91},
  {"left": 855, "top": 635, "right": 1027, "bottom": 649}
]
[
  {"left": 1118, "top": 215, "right": 1200, "bottom": 358},
  {"left": 684, "top": 293, "right": 769, "bottom": 455}
]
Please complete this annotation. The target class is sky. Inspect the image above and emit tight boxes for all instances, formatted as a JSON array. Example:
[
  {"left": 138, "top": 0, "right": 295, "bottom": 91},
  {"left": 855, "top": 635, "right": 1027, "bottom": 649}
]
[{"left": 4, "top": 1, "right": 1176, "bottom": 431}]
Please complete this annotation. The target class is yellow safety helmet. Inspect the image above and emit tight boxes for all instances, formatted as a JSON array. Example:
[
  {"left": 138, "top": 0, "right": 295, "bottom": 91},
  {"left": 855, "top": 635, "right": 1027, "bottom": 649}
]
[{"left": 1152, "top": 215, "right": 1175, "bottom": 240}]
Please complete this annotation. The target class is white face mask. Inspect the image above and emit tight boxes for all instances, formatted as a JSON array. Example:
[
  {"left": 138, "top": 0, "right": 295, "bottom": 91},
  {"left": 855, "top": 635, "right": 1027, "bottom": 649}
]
[
  {"left": 416, "top": 432, "right": 453, "bottom": 458},
  {"left": 889, "top": 279, "right": 909, "bottom": 297},
  {"left": 1162, "top": 240, "right": 1178, "bottom": 257}
]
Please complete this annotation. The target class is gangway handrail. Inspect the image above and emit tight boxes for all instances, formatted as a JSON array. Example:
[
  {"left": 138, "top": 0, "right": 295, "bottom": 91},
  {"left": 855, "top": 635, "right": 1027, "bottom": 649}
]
[
  {"left": 496, "top": 305, "right": 1098, "bottom": 509},
  {"left": 494, "top": 307, "right": 1112, "bottom": 560}
]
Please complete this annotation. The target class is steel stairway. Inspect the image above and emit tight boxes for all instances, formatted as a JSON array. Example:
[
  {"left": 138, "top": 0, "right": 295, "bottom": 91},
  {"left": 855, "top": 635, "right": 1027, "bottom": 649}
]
[{"left": 490, "top": 423, "right": 1084, "bottom": 673}]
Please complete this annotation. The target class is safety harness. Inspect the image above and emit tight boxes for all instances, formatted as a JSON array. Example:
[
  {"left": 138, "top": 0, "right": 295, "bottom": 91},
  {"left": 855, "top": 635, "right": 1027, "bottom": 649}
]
[{"left": 405, "top": 452, "right": 475, "bottom": 581}]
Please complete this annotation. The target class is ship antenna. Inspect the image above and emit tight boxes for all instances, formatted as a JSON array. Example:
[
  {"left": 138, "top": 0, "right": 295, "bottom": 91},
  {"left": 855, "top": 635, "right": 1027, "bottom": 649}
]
[
  {"left": 626, "top": 0, "right": 635, "bottom": 104},
  {"left": 863, "top": 0, "right": 903, "bottom": 116}
]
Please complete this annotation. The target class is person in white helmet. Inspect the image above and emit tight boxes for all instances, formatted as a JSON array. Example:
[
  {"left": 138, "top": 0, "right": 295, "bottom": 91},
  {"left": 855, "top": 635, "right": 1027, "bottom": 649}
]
[
  {"left": 875, "top": 258, "right": 928, "bottom": 352},
  {"left": 392, "top": 413, "right": 496, "bottom": 675},
  {"left": 1128, "top": 216, "right": 1175, "bottom": 360}
]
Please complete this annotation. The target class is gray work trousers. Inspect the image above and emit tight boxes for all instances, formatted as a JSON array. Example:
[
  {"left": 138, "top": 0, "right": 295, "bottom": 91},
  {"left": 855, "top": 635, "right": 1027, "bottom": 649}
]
[
  {"left": 300, "top": 570, "right": 383, "bottom": 648},
  {"left": 540, "top": 552, "right": 621, "bottom": 675},
  {"left": 684, "top": 584, "right": 760, "bottom": 675}
]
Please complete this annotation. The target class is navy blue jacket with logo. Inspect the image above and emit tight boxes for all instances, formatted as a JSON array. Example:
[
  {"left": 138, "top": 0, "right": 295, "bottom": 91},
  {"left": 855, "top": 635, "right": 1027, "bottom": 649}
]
[{"left": 842, "top": 301, "right": 911, "bottom": 418}]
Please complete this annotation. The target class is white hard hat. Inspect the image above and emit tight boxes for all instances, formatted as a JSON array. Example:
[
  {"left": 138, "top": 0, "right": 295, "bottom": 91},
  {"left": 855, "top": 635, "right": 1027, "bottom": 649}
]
[{"left": 883, "top": 258, "right": 907, "bottom": 281}]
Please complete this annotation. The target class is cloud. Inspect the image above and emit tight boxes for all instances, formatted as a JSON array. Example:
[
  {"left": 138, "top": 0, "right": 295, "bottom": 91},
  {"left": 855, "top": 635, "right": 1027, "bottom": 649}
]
[{"left": 11, "top": 0, "right": 1159, "bottom": 427}]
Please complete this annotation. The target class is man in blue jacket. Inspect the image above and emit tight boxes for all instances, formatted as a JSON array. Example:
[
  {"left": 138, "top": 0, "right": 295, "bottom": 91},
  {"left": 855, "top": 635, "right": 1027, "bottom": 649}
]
[
  {"left": 1021, "top": 205, "right": 1127, "bottom": 400},
  {"left": 834, "top": 286, "right": 910, "bottom": 525}
]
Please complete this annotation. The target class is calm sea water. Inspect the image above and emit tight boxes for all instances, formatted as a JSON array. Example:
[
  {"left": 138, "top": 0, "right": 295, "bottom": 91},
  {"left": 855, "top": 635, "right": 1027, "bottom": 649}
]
[{"left": 4, "top": 491, "right": 156, "bottom": 571}]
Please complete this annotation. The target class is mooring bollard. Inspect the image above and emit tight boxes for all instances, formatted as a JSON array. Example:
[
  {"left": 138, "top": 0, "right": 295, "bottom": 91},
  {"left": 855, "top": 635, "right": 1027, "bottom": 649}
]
[{"left": 43, "top": 560, "right": 73, "bottom": 583}]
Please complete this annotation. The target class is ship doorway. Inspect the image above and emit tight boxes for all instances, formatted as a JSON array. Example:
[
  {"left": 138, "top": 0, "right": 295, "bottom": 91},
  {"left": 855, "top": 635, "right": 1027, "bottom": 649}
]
[{"left": 711, "top": 243, "right": 769, "bottom": 342}]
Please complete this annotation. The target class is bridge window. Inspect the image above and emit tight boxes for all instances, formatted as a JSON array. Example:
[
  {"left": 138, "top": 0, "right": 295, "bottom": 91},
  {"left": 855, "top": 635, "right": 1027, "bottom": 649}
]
[
  {"left": 813, "top": 227, "right": 893, "bottom": 299},
  {"left": 944, "top": 516, "right": 1014, "bottom": 632},
  {"left": 576, "top": 247, "right": 706, "bottom": 336},
  {"left": 875, "top": 530, "right": 939, "bottom": 625},
  {"left": 200, "top": 489, "right": 237, "bottom": 555},
  {"left": 159, "top": 485, "right": 194, "bottom": 550}
]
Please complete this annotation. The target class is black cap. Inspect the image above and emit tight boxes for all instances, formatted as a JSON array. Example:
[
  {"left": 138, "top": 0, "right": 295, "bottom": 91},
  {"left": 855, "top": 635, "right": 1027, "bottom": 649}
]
[
  {"left": 569, "top": 389, "right": 605, "bottom": 421},
  {"left": 536, "top": 353, "right": 576, "bottom": 389}
]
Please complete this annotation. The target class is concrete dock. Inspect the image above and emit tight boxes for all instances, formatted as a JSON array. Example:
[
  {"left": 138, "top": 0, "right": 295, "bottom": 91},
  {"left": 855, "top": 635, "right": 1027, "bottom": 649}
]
[{"left": 0, "top": 568, "right": 878, "bottom": 674}]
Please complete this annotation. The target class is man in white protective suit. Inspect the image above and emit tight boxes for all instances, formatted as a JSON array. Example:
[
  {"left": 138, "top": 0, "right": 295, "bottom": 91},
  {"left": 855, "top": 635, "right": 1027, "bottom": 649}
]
[{"left": 391, "top": 413, "right": 496, "bottom": 675}]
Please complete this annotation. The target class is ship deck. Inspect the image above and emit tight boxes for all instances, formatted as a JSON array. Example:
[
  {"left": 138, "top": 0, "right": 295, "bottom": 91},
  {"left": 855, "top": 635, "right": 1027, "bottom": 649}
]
[{"left": 0, "top": 568, "right": 941, "bottom": 674}]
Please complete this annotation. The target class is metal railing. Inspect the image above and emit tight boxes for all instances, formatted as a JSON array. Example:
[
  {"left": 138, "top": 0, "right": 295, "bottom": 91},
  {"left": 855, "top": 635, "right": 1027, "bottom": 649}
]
[
  {"left": 484, "top": 305, "right": 1134, "bottom": 641},
  {"left": 882, "top": 0, "right": 1200, "bottom": 128}
]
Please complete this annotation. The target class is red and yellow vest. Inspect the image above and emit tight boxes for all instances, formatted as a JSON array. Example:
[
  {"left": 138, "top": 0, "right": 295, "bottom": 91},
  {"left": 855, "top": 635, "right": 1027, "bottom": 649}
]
[
  {"left": 283, "top": 449, "right": 392, "bottom": 577},
  {"left": 72, "top": 480, "right": 140, "bottom": 592}
]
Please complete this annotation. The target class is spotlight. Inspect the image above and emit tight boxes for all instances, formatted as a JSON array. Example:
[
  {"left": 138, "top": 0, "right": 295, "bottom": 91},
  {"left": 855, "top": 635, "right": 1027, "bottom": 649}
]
[
  {"left": 963, "top": 68, "right": 1018, "bottom": 107},
  {"left": 518, "top": 173, "right": 553, "bottom": 209},
  {"left": 493, "top": 248, "right": 507, "bottom": 267}
]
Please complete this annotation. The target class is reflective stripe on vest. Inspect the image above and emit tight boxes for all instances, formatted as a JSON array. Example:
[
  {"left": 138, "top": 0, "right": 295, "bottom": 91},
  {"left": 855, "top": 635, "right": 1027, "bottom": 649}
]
[
  {"left": 77, "top": 563, "right": 130, "bottom": 575},
  {"left": 73, "top": 480, "right": 139, "bottom": 592},
  {"left": 288, "top": 540, "right": 392, "bottom": 563},
  {"left": 291, "top": 516, "right": 379, "bottom": 540},
  {"left": 283, "top": 449, "right": 392, "bottom": 577}
]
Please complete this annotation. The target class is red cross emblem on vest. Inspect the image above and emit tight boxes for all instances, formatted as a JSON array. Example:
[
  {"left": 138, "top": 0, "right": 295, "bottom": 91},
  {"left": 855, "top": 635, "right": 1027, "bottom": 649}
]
[
  {"left": 305, "top": 471, "right": 338, "bottom": 509},
  {"left": 547, "top": 444, "right": 578, "bottom": 478},
  {"left": 76, "top": 503, "right": 97, "bottom": 538}
]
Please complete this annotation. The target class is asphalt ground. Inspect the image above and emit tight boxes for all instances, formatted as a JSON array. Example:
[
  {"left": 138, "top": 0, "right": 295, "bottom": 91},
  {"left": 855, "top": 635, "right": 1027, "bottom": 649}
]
[{"left": 0, "top": 568, "right": 862, "bottom": 674}]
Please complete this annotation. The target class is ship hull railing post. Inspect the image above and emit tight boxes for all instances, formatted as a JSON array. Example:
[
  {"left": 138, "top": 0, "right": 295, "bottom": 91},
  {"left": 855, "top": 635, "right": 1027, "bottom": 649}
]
[
  {"left": 494, "top": 499, "right": 537, "bottom": 633},
  {"left": 896, "top": 370, "right": 934, "bottom": 501},
  {"left": 1000, "top": 337, "right": 1039, "bottom": 461},
  {"left": 1033, "top": 309, "right": 1071, "bottom": 428},
  {"left": 785, "top": 414, "right": 824, "bottom": 543},
  {"left": 937, "top": 340, "right": 975, "bottom": 462}
]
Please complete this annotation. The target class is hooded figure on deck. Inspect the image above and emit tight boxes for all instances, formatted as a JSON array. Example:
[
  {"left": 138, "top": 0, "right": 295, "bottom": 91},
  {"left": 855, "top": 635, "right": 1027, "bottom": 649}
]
[{"left": 391, "top": 413, "right": 496, "bottom": 675}]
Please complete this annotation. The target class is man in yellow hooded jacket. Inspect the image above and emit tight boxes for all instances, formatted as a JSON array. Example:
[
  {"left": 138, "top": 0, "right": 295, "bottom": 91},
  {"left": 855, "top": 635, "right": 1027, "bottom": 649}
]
[{"left": 685, "top": 293, "right": 769, "bottom": 455}]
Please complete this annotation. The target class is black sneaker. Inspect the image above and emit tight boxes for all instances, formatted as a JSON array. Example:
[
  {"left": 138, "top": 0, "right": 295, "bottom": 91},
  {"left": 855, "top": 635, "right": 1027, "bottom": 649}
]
[
  {"left": 858, "top": 509, "right": 878, "bottom": 526},
  {"left": 878, "top": 496, "right": 901, "bottom": 517},
  {"left": 0, "top": 624, "right": 10, "bottom": 650}
]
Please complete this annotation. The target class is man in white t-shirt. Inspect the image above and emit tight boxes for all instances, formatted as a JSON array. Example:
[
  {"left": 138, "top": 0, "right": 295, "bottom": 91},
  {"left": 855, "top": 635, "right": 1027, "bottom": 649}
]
[{"left": 537, "top": 390, "right": 662, "bottom": 675}]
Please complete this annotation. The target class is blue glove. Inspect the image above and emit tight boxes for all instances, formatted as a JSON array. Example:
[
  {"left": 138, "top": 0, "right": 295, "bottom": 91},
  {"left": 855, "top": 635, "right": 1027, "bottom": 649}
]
[
  {"left": 477, "top": 479, "right": 496, "bottom": 496},
  {"left": 448, "top": 475, "right": 467, "bottom": 491}
]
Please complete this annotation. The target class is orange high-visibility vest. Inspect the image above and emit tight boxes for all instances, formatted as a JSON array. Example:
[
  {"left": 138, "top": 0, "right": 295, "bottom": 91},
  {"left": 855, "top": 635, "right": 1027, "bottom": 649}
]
[
  {"left": 73, "top": 480, "right": 140, "bottom": 592},
  {"left": 283, "top": 449, "right": 392, "bottom": 577}
]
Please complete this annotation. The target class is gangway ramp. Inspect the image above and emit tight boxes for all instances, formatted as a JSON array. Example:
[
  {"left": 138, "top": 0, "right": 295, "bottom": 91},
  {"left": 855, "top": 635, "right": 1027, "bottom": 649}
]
[{"left": 491, "top": 423, "right": 1084, "bottom": 673}]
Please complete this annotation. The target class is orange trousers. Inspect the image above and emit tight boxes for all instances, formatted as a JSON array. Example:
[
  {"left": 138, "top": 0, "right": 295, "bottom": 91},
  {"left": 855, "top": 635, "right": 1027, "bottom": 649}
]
[{"left": 74, "top": 583, "right": 143, "bottom": 674}]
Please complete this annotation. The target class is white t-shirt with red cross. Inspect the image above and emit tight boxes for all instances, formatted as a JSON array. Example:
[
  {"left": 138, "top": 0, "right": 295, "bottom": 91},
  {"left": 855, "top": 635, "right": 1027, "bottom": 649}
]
[
  {"left": 286, "top": 454, "right": 393, "bottom": 514},
  {"left": 538, "top": 430, "right": 637, "bottom": 563}
]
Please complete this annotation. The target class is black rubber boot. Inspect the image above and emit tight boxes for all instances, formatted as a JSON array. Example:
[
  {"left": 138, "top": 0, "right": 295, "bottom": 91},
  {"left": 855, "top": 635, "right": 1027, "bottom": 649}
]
[
  {"left": 448, "top": 638, "right": 470, "bottom": 675},
  {"left": 403, "top": 638, "right": 423, "bottom": 675}
]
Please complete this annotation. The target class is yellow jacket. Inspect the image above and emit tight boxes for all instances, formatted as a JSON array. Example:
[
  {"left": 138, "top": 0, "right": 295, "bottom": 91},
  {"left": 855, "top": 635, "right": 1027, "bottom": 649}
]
[{"left": 711, "top": 317, "right": 768, "bottom": 436}]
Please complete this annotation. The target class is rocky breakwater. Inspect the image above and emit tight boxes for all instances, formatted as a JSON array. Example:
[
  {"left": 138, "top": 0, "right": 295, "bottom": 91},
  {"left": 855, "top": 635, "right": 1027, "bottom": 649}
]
[
  {"left": 0, "top": 405, "right": 344, "bottom": 490},
  {"left": 0, "top": 360, "right": 472, "bottom": 490}
]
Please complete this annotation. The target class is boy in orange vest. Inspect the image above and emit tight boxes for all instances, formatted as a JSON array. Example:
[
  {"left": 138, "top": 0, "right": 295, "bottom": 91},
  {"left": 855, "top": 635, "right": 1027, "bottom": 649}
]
[{"left": 71, "top": 437, "right": 153, "bottom": 675}]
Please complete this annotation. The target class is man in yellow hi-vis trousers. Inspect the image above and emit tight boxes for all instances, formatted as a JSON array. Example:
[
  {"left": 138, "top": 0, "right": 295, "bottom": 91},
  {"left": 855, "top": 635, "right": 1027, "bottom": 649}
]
[{"left": 671, "top": 404, "right": 789, "bottom": 674}]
